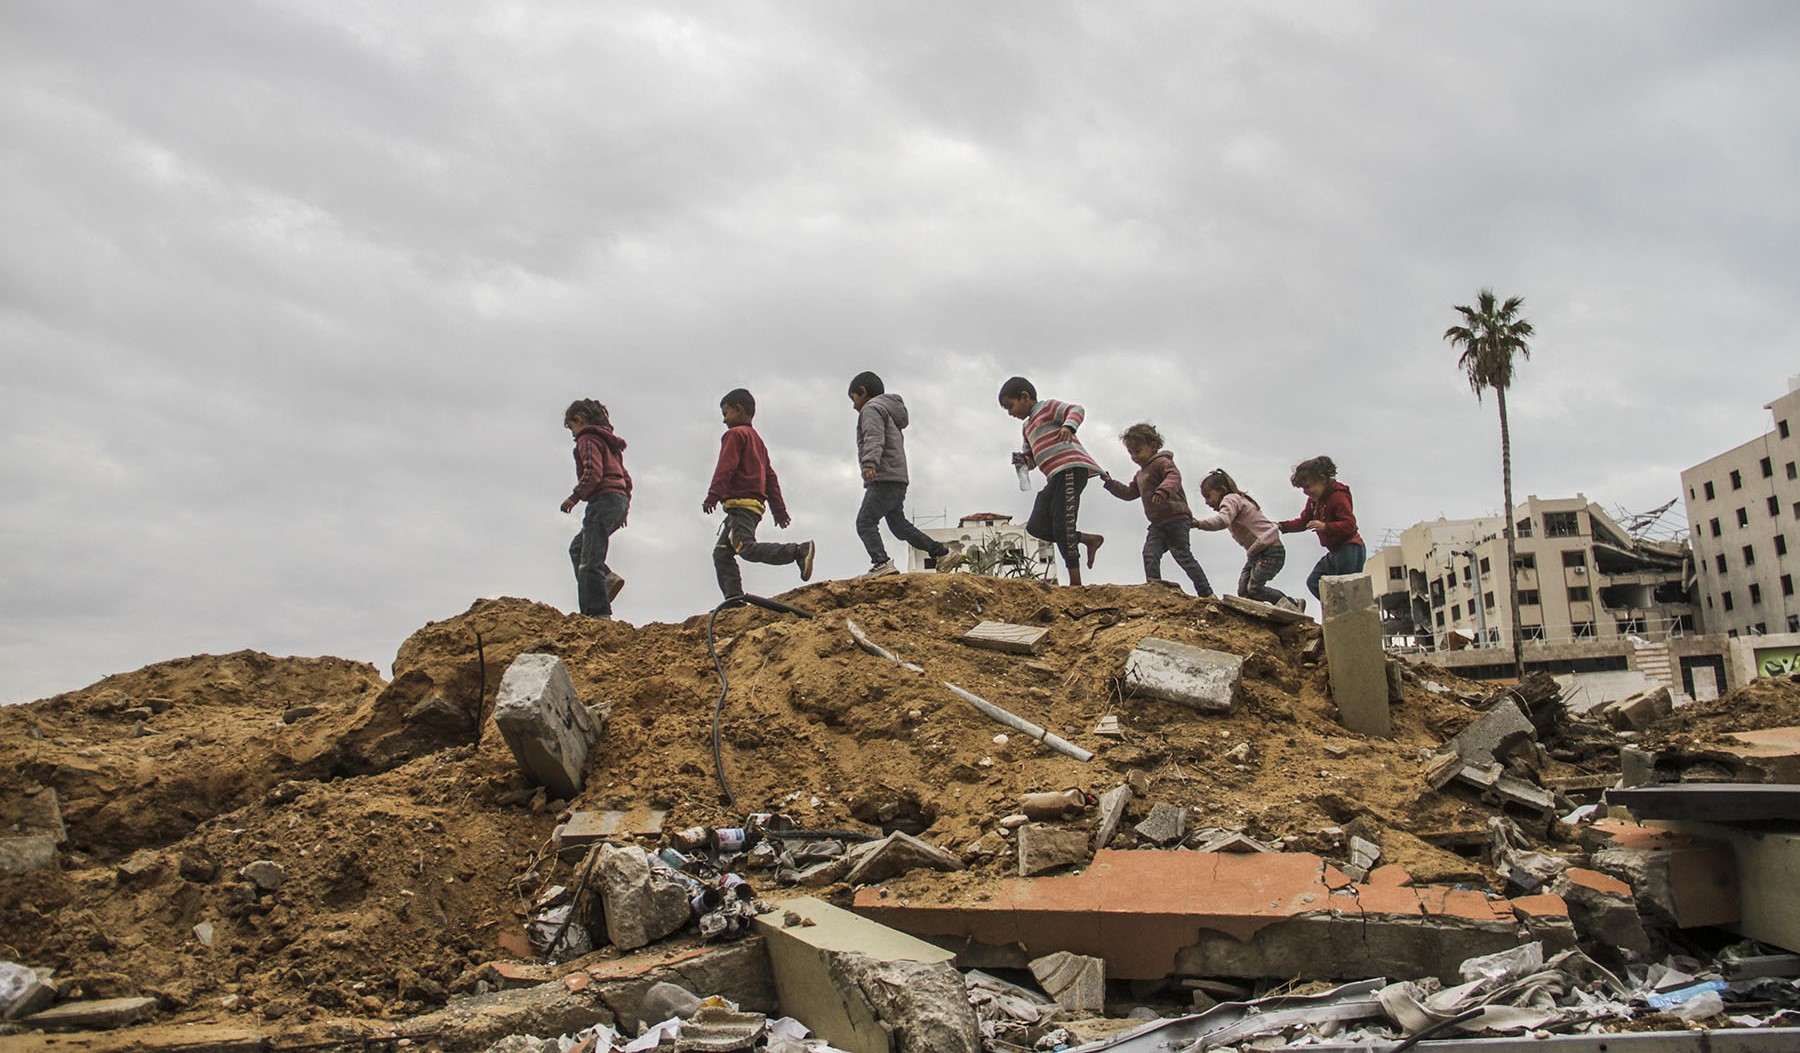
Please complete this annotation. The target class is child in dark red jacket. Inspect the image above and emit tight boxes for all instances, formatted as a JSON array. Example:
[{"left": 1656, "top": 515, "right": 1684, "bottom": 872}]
[
  {"left": 703, "top": 388, "right": 816, "bottom": 600},
  {"left": 1277, "top": 455, "right": 1365, "bottom": 600},
  {"left": 560, "top": 399, "right": 631, "bottom": 618},
  {"left": 1101, "top": 422, "right": 1213, "bottom": 596}
]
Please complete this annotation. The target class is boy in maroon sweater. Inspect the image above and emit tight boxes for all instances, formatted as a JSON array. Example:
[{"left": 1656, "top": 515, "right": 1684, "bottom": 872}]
[
  {"left": 1277, "top": 455, "right": 1365, "bottom": 600},
  {"left": 703, "top": 388, "right": 816, "bottom": 600},
  {"left": 560, "top": 399, "right": 631, "bottom": 618}
]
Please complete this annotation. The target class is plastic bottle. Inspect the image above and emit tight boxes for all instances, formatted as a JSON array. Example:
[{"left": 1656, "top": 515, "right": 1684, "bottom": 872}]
[{"left": 1015, "top": 462, "right": 1033, "bottom": 491}]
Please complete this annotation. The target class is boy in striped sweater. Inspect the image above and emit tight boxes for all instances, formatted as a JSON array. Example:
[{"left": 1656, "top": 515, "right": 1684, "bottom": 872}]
[{"left": 999, "top": 376, "right": 1105, "bottom": 585}]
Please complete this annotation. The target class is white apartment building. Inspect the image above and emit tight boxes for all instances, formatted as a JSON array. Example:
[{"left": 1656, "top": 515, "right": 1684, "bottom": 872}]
[
  {"left": 904, "top": 512, "right": 1058, "bottom": 580},
  {"left": 1366, "top": 495, "right": 1693, "bottom": 653},
  {"left": 1681, "top": 378, "right": 1800, "bottom": 638}
]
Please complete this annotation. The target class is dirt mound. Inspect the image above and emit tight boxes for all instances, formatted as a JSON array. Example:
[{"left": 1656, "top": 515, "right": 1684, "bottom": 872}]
[
  {"left": 0, "top": 575, "right": 1594, "bottom": 1032},
  {"left": 1647, "top": 674, "right": 1800, "bottom": 747}
]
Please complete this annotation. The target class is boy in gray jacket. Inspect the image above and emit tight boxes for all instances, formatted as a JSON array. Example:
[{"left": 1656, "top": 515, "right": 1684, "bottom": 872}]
[{"left": 849, "top": 371, "right": 963, "bottom": 576}]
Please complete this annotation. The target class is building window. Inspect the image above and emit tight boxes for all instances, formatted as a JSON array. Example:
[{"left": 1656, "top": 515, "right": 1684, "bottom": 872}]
[
  {"left": 1794, "top": 502, "right": 1800, "bottom": 520},
  {"left": 1770, "top": 496, "right": 1782, "bottom": 517},
  {"left": 1744, "top": 544, "right": 1757, "bottom": 566},
  {"left": 1783, "top": 420, "right": 1792, "bottom": 439},
  {"left": 1515, "top": 553, "right": 1536, "bottom": 571},
  {"left": 1568, "top": 586, "right": 1591, "bottom": 602},
  {"left": 1518, "top": 589, "right": 1541, "bottom": 606},
  {"left": 1710, "top": 518, "right": 1722, "bottom": 537},
  {"left": 1716, "top": 554, "right": 1729, "bottom": 573},
  {"left": 1779, "top": 535, "right": 1789, "bottom": 557},
  {"left": 1762, "top": 457, "right": 1775, "bottom": 478},
  {"left": 1484, "top": 591, "right": 1496, "bottom": 609},
  {"left": 1782, "top": 574, "right": 1793, "bottom": 597},
  {"left": 1479, "top": 556, "right": 1491, "bottom": 574},
  {"left": 1451, "top": 604, "right": 1461, "bottom": 621},
  {"left": 1388, "top": 565, "right": 1404, "bottom": 581},
  {"left": 1562, "top": 550, "right": 1587, "bottom": 568},
  {"left": 1677, "top": 614, "right": 1696, "bottom": 632},
  {"left": 1755, "top": 622, "right": 1768, "bottom": 634},
  {"left": 1573, "top": 622, "right": 1596, "bottom": 638},
  {"left": 1516, "top": 518, "right": 1533, "bottom": 538},
  {"left": 1544, "top": 512, "right": 1581, "bottom": 537},
  {"left": 1731, "top": 469, "right": 1743, "bottom": 489},
  {"left": 1521, "top": 624, "right": 1544, "bottom": 641},
  {"left": 1689, "top": 487, "right": 1696, "bottom": 500},
  {"left": 1724, "top": 591, "right": 1735, "bottom": 611},
  {"left": 1738, "top": 507, "right": 1750, "bottom": 527},
  {"left": 1618, "top": 617, "right": 1646, "bottom": 635},
  {"left": 1435, "top": 611, "right": 1445, "bottom": 627},
  {"left": 1462, "top": 565, "right": 1472, "bottom": 584},
  {"left": 1790, "top": 615, "right": 1799, "bottom": 633},
  {"left": 1788, "top": 462, "right": 1797, "bottom": 480},
  {"left": 1751, "top": 583, "right": 1763, "bottom": 604},
  {"left": 1706, "top": 595, "right": 1714, "bottom": 609},
  {"left": 1705, "top": 480, "right": 1717, "bottom": 500}
]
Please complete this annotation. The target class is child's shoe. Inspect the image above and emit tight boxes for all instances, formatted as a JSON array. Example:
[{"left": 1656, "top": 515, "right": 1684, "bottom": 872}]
[
  {"left": 798, "top": 541, "right": 817, "bottom": 582},
  {"left": 934, "top": 551, "right": 965, "bottom": 573},
  {"left": 1277, "top": 596, "right": 1307, "bottom": 614},
  {"left": 862, "top": 560, "right": 899, "bottom": 578},
  {"left": 606, "top": 573, "right": 626, "bottom": 603}
]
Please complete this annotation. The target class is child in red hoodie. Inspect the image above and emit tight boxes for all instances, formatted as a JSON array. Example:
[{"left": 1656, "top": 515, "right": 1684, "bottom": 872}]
[
  {"left": 703, "top": 388, "right": 816, "bottom": 600},
  {"left": 560, "top": 399, "right": 632, "bottom": 618},
  {"left": 1277, "top": 455, "right": 1365, "bottom": 600}
]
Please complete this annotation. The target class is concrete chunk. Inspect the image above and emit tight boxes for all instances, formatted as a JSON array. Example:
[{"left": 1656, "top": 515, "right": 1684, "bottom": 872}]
[
  {"left": 1219, "top": 594, "right": 1308, "bottom": 625},
  {"left": 1134, "top": 803, "right": 1187, "bottom": 846},
  {"left": 1029, "top": 950, "right": 1106, "bottom": 1015},
  {"left": 1448, "top": 699, "right": 1535, "bottom": 768},
  {"left": 1603, "top": 687, "right": 1673, "bottom": 732},
  {"left": 1320, "top": 574, "right": 1390, "bottom": 737},
  {"left": 0, "top": 835, "right": 58, "bottom": 878},
  {"left": 595, "top": 843, "right": 691, "bottom": 950},
  {"left": 960, "top": 621, "right": 1048, "bottom": 655},
  {"left": 844, "top": 831, "right": 964, "bottom": 886},
  {"left": 1092, "top": 784, "right": 1133, "bottom": 853},
  {"left": 1018, "top": 824, "right": 1091, "bottom": 876},
  {"left": 1122, "top": 638, "right": 1244, "bottom": 714},
  {"left": 493, "top": 653, "right": 602, "bottom": 799},
  {"left": 21, "top": 996, "right": 156, "bottom": 1030},
  {"left": 753, "top": 896, "right": 968, "bottom": 1053}
]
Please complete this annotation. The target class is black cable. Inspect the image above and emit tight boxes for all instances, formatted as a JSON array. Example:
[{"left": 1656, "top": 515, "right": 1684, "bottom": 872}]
[
  {"left": 1388, "top": 1007, "right": 1486, "bottom": 1052},
  {"left": 708, "top": 593, "right": 814, "bottom": 807}
]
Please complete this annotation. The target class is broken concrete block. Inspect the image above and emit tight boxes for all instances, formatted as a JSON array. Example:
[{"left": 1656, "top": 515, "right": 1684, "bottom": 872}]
[
  {"left": 1018, "top": 824, "right": 1091, "bottom": 876},
  {"left": 1448, "top": 700, "right": 1535, "bottom": 768},
  {"left": 752, "top": 896, "right": 969, "bottom": 1053},
  {"left": 1554, "top": 867, "right": 1651, "bottom": 967},
  {"left": 0, "top": 835, "right": 56, "bottom": 878},
  {"left": 1091, "top": 714, "right": 1123, "bottom": 737},
  {"left": 844, "top": 831, "right": 965, "bottom": 886},
  {"left": 960, "top": 620, "right": 1048, "bottom": 655},
  {"left": 1619, "top": 746, "right": 1661, "bottom": 788},
  {"left": 239, "top": 860, "right": 286, "bottom": 891},
  {"left": 828, "top": 954, "right": 982, "bottom": 1053},
  {"left": 676, "top": 1003, "right": 768, "bottom": 1048},
  {"left": 595, "top": 843, "right": 691, "bottom": 951},
  {"left": 1134, "top": 803, "right": 1187, "bottom": 846},
  {"left": 1603, "top": 687, "right": 1673, "bottom": 733},
  {"left": 21, "top": 996, "right": 157, "bottom": 1030},
  {"left": 1319, "top": 574, "right": 1390, "bottom": 737},
  {"left": 1029, "top": 951, "right": 1105, "bottom": 1015},
  {"left": 1491, "top": 774, "right": 1556, "bottom": 814},
  {"left": 493, "top": 653, "right": 603, "bottom": 799},
  {"left": 1092, "top": 785, "right": 1133, "bottom": 852},
  {"left": 116, "top": 848, "right": 163, "bottom": 882},
  {"left": 1122, "top": 638, "right": 1243, "bottom": 714},
  {"left": 1219, "top": 594, "right": 1308, "bottom": 625},
  {"left": 1587, "top": 822, "right": 1739, "bottom": 929},
  {"left": 0, "top": 962, "right": 53, "bottom": 1021}
]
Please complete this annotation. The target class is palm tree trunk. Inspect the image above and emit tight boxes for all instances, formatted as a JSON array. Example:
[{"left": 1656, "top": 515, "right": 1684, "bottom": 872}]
[{"left": 1497, "top": 386, "right": 1525, "bottom": 679}]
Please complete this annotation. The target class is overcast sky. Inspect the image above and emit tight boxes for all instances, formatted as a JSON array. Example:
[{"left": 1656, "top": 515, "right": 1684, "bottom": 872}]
[{"left": 4, "top": 1, "right": 1798, "bottom": 703}]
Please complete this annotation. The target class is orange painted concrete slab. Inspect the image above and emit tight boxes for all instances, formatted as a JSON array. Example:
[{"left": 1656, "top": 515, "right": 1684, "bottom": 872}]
[{"left": 852, "top": 849, "right": 1551, "bottom": 979}]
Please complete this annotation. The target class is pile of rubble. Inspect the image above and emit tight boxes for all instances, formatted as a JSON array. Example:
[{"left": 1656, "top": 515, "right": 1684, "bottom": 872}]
[{"left": 4, "top": 572, "right": 1800, "bottom": 1050}]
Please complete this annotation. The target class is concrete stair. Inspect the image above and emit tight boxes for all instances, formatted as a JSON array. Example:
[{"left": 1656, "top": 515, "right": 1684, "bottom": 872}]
[{"left": 1632, "top": 640, "right": 1691, "bottom": 704}]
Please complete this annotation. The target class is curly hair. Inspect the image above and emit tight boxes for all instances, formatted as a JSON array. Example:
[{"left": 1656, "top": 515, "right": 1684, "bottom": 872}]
[
  {"left": 564, "top": 399, "right": 611, "bottom": 428},
  {"left": 1289, "top": 455, "right": 1338, "bottom": 488},
  {"left": 1118, "top": 422, "right": 1164, "bottom": 450}
]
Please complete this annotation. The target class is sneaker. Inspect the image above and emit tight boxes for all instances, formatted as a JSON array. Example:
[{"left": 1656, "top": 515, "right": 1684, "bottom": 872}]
[
  {"left": 1276, "top": 596, "right": 1307, "bottom": 614},
  {"left": 798, "top": 541, "right": 816, "bottom": 582},
  {"left": 934, "top": 551, "right": 965, "bottom": 573},
  {"left": 862, "top": 560, "right": 899, "bottom": 578},
  {"left": 606, "top": 573, "right": 626, "bottom": 603}
]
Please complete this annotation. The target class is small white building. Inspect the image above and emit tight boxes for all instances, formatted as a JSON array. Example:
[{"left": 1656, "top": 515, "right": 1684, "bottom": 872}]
[{"left": 903, "top": 513, "right": 1058, "bottom": 581}]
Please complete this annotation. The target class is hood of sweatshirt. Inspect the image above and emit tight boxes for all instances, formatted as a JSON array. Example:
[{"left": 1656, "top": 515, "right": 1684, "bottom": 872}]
[
  {"left": 866, "top": 392, "right": 908, "bottom": 430},
  {"left": 577, "top": 424, "right": 627, "bottom": 454}
]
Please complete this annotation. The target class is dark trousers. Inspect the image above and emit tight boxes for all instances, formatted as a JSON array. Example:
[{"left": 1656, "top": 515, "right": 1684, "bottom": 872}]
[
  {"left": 856, "top": 481, "right": 948, "bottom": 565},
  {"left": 1238, "top": 543, "right": 1289, "bottom": 604},
  {"left": 1143, "top": 520, "right": 1213, "bottom": 596},
  {"left": 1306, "top": 541, "right": 1367, "bottom": 599},
  {"left": 569, "top": 492, "right": 629, "bottom": 616},
  {"left": 713, "top": 506, "right": 804, "bottom": 598},
  {"left": 1026, "top": 469, "right": 1090, "bottom": 568}
]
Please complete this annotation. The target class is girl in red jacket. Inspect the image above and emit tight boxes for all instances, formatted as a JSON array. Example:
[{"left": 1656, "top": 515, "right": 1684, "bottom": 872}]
[
  {"left": 560, "top": 399, "right": 632, "bottom": 618},
  {"left": 1277, "top": 455, "right": 1365, "bottom": 600}
]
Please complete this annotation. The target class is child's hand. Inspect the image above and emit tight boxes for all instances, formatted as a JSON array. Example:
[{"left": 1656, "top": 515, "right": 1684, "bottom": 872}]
[
  {"left": 1011, "top": 451, "right": 1029, "bottom": 466},
  {"left": 1056, "top": 426, "right": 1075, "bottom": 444},
  {"left": 774, "top": 511, "right": 792, "bottom": 529},
  {"left": 861, "top": 465, "right": 877, "bottom": 483},
  {"left": 1150, "top": 492, "right": 1166, "bottom": 504},
  {"left": 703, "top": 499, "right": 718, "bottom": 514},
  {"left": 561, "top": 498, "right": 578, "bottom": 514},
  {"left": 1306, "top": 519, "right": 1325, "bottom": 533}
]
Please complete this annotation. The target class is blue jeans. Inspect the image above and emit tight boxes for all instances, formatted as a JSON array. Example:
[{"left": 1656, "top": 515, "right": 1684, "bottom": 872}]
[
  {"left": 1144, "top": 520, "right": 1213, "bottom": 596},
  {"left": 1238, "top": 543, "right": 1289, "bottom": 604},
  {"left": 1306, "top": 541, "right": 1367, "bottom": 599},
  {"left": 570, "top": 492, "right": 629, "bottom": 616},
  {"left": 856, "top": 481, "right": 948, "bottom": 565}
]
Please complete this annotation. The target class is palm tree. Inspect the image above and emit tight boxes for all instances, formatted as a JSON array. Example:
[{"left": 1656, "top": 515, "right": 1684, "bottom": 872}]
[{"left": 1444, "top": 289, "right": 1535, "bottom": 679}]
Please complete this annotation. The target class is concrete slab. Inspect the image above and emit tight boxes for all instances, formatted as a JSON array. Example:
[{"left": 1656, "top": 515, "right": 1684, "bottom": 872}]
[
  {"left": 1092, "top": 784, "right": 1133, "bottom": 853},
  {"left": 1122, "top": 638, "right": 1243, "bottom": 714},
  {"left": 21, "top": 997, "right": 156, "bottom": 1030},
  {"left": 0, "top": 835, "right": 57, "bottom": 878},
  {"left": 1609, "top": 784, "right": 1800, "bottom": 823},
  {"left": 492, "top": 653, "right": 603, "bottom": 799},
  {"left": 1586, "top": 821, "right": 1739, "bottom": 929},
  {"left": 1219, "top": 594, "right": 1308, "bottom": 626},
  {"left": 1018, "top": 824, "right": 1091, "bottom": 876},
  {"left": 852, "top": 849, "right": 1560, "bottom": 982},
  {"left": 844, "top": 831, "right": 964, "bottom": 886},
  {"left": 1133, "top": 803, "right": 1187, "bottom": 846},
  {"left": 1029, "top": 950, "right": 1105, "bottom": 1015},
  {"left": 1319, "top": 574, "right": 1390, "bottom": 737},
  {"left": 1448, "top": 700, "right": 1535, "bottom": 768},
  {"left": 1659, "top": 822, "right": 1800, "bottom": 954},
  {"left": 960, "top": 621, "right": 1048, "bottom": 655},
  {"left": 750, "top": 896, "right": 968, "bottom": 1053}
]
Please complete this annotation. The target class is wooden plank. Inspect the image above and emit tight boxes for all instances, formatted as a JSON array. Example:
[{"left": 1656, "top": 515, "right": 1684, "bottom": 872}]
[{"left": 959, "top": 620, "right": 1048, "bottom": 655}]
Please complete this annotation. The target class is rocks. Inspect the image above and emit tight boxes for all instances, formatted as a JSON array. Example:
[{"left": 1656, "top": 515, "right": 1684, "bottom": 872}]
[
  {"left": 0, "top": 835, "right": 57, "bottom": 878},
  {"left": 959, "top": 620, "right": 1049, "bottom": 655},
  {"left": 1092, "top": 784, "right": 1133, "bottom": 852},
  {"left": 20, "top": 996, "right": 157, "bottom": 1030},
  {"left": 239, "top": 860, "right": 286, "bottom": 892},
  {"left": 827, "top": 954, "right": 981, "bottom": 1053},
  {"left": 1122, "top": 638, "right": 1245, "bottom": 714},
  {"left": 1134, "top": 803, "right": 1188, "bottom": 846},
  {"left": 594, "top": 844, "right": 691, "bottom": 951},
  {"left": 1602, "top": 687, "right": 1674, "bottom": 732},
  {"left": 0, "top": 962, "right": 54, "bottom": 1020},
  {"left": 1029, "top": 951, "right": 1106, "bottom": 1015},
  {"left": 1319, "top": 574, "right": 1390, "bottom": 737},
  {"left": 492, "top": 653, "right": 604, "bottom": 799},
  {"left": 844, "top": 831, "right": 964, "bottom": 886}
]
